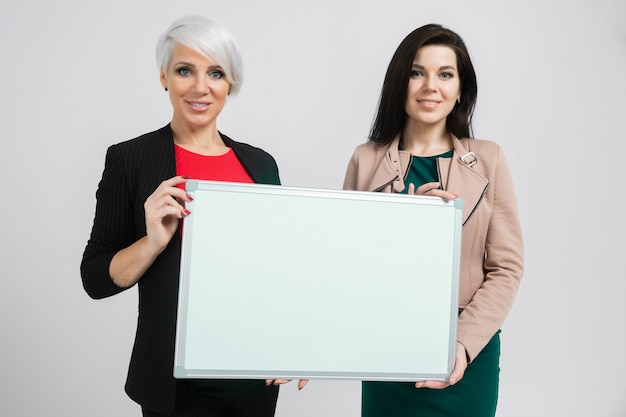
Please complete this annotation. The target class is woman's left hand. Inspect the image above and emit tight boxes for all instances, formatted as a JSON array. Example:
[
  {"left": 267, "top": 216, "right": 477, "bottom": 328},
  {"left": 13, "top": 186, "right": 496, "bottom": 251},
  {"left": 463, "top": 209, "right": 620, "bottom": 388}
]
[
  {"left": 266, "top": 379, "right": 308, "bottom": 390},
  {"left": 415, "top": 342, "right": 467, "bottom": 389}
]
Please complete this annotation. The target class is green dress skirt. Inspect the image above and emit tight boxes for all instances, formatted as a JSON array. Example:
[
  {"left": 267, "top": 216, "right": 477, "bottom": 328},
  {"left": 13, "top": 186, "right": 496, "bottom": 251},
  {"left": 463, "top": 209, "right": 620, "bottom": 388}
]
[
  {"left": 362, "top": 331, "right": 501, "bottom": 417},
  {"left": 364, "top": 152, "right": 501, "bottom": 416}
]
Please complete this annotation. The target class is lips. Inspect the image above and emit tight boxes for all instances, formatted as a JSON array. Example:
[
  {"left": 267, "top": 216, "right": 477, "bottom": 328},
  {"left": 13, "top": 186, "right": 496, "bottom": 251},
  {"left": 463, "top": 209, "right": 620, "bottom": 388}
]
[
  {"left": 417, "top": 99, "right": 440, "bottom": 105},
  {"left": 187, "top": 101, "right": 210, "bottom": 110}
]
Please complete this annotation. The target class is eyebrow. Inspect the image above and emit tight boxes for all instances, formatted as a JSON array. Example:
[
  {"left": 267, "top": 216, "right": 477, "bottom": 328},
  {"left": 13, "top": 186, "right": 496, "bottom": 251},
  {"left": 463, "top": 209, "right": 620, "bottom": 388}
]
[
  {"left": 173, "top": 61, "right": 224, "bottom": 70},
  {"left": 412, "top": 64, "right": 457, "bottom": 71}
]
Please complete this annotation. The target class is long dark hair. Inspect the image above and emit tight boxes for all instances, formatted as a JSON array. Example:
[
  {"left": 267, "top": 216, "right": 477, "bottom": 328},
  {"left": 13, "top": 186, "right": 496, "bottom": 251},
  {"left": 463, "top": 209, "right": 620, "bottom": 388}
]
[{"left": 370, "top": 24, "right": 477, "bottom": 145}]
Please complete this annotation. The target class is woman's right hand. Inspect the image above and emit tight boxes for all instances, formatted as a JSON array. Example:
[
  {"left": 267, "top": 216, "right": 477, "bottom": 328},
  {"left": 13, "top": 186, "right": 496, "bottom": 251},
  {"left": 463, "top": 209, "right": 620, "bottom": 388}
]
[
  {"left": 144, "top": 176, "right": 193, "bottom": 253},
  {"left": 407, "top": 182, "right": 458, "bottom": 201},
  {"left": 109, "top": 176, "right": 192, "bottom": 288}
]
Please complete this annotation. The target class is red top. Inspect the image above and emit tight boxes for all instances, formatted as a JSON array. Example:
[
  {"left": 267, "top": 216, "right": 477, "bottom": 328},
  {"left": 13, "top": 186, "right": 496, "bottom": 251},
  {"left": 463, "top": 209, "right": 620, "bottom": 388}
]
[
  {"left": 175, "top": 144, "right": 253, "bottom": 237},
  {"left": 175, "top": 144, "right": 254, "bottom": 184}
]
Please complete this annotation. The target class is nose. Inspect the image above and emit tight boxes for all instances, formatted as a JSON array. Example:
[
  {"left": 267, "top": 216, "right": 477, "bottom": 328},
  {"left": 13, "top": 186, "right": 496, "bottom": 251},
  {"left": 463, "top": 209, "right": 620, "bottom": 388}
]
[
  {"left": 192, "top": 75, "right": 209, "bottom": 94},
  {"left": 422, "top": 74, "right": 437, "bottom": 92}
]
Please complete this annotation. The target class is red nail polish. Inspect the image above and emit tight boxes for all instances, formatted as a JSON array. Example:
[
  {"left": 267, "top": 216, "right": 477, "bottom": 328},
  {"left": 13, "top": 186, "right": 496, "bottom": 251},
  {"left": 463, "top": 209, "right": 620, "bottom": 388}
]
[
  {"left": 183, "top": 209, "right": 191, "bottom": 215},
  {"left": 186, "top": 193, "right": 194, "bottom": 201}
]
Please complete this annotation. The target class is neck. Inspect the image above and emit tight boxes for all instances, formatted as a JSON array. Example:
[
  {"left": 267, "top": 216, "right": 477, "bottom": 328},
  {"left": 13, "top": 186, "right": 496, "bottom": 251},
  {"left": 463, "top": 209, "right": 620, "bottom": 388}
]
[
  {"left": 170, "top": 118, "right": 228, "bottom": 156},
  {"left": 401, "top": 122, "right": 452, "bottom": 156}
]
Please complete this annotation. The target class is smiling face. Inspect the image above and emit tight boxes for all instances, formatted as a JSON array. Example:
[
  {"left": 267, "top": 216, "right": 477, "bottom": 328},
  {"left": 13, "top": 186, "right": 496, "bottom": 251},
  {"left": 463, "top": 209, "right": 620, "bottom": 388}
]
[
  {"left": 160, "top": 43, "right": 231, "bottom": 131},
  {"left": 404, "top": 44, "right": 461, "bottom": 133}
]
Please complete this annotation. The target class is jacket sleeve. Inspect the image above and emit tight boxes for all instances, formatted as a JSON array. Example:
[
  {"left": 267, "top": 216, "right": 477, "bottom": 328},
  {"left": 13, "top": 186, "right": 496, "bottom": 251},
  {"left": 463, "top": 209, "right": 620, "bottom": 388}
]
[
  {"left": 457, "top": 146, "right": 524, "bottom": 361},
  {"left": 342, "top": 147, "right": 359, "bottom": 190},
  {"left": 80, "top": 144, "right": 136, "bottom": 299}
]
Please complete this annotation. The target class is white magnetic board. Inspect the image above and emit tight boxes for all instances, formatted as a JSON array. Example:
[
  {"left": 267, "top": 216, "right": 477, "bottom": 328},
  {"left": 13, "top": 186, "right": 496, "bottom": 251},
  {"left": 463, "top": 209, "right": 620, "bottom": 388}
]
[{"left": 174, "top": 180, "right": 463, "bottom": 381}]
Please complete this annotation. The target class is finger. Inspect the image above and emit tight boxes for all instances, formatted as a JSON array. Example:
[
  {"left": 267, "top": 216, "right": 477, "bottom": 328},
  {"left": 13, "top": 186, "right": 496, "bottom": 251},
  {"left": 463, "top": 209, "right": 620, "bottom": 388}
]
[
  {"left": 427, "top": 189, "right": 458, "bottom": 202},
  {"left": 407, "top": 183, "right": 416, "bottom": 195},
  {"left": 415, "top": 380, "right": 450, "bottom": 389},
  {"left": 147, "top": 177, "right": 192, "bottom": 205},
  {"left": 269, "top": 379, "right": 291, "bottom": 385},
  {"left": 425, "top": 381, "right": 450, "bottom": 389},
  {"left": 417, "top": 182, "right": 441, "bottom": 195},
  {"left": 146, "top": 200, "right": 189, "bottom": 222},
  {"left": 449, "top": 364, "right": 464, "bottom": 385},
  {"left": 297, "top": 379, "right": 309, "bottom": 390},
  {"left": 146, "top": 188, "right": 192, "bottom": 217},
  {"left": 163, "top": 175, "right": 191, "bottom": 188},
  {"left": 449, "top": 344, "right": 468, "bottom": 385}
]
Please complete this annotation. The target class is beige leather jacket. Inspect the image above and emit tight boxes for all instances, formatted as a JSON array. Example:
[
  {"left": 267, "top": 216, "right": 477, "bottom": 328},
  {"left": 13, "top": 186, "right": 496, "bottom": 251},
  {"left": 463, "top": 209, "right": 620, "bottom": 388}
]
[{"left": 343, "top": 135, "right": 524, "bottom": 361}]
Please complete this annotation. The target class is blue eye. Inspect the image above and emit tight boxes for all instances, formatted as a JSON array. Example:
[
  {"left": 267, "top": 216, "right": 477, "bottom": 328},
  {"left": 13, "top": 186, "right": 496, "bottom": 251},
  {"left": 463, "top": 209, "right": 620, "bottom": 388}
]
[
  {"left": 440, "top": 72, "right": 453, "bottom": 79},
  {"left": 209, "top": 70, "right": 225, "bottom": 79},
  {"left": 177, "top": 67, "right": 191, "bottom": 76}
]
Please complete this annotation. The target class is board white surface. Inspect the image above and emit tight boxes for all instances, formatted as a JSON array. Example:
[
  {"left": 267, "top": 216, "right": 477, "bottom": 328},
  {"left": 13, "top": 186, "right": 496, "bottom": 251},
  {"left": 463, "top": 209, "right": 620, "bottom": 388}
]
[{"left": 174, "top": 180, "right": 463, "bottom": 381}]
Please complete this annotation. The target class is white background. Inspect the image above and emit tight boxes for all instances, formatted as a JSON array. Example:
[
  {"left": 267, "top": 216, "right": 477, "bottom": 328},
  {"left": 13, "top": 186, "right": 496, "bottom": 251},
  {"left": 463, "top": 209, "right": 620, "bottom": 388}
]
[{"left": 1, "top": 0, "right": 625, "bottom": 416}]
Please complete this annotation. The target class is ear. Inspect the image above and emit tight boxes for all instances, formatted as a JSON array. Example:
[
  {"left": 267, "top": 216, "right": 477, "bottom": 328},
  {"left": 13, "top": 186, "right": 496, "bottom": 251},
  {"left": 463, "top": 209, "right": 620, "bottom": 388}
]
[{"left": 160, "top": 68, "right": 167, "bottom": 90}]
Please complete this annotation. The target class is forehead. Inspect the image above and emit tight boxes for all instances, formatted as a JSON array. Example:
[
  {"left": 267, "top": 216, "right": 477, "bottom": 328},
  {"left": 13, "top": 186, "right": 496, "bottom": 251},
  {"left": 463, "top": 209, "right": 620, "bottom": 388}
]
[
  {"left": 413, "top": 45, "right": 458, "bottom": 66},
  {"left": 170, "top": 43, "right": 218, "bottom": 66}
]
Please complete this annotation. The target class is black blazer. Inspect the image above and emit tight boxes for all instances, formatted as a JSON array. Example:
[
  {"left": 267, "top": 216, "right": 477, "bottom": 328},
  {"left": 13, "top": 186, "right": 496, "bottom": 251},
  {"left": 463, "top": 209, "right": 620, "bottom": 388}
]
[{"left": 81, "top": 125, "right": 281, "bottom": 413}]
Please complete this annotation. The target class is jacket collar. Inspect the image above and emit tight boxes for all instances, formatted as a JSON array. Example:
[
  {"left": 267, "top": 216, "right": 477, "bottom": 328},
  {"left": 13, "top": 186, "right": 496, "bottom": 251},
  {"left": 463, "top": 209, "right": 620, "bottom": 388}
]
[
  {"left": 367, "top": 135, "right": 411, "bottom": 193},
  {"left": 376, "top": 134, "right": 488, "bottom": 224},
  {"left": 439, "top": 135, "right": 489, "bottom": 225}
]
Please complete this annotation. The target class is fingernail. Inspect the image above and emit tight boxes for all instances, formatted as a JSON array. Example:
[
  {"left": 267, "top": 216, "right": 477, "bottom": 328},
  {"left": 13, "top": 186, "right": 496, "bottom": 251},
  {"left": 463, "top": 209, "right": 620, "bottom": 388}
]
[
  {"left": 181, "top": 175, "right": 190, "bottom": 179},
  {"left": 186, "top": 193, "right": 194, "bottom": 201},
  {"left": 183, "top": 209, "right": 191, "bottom": 215}
]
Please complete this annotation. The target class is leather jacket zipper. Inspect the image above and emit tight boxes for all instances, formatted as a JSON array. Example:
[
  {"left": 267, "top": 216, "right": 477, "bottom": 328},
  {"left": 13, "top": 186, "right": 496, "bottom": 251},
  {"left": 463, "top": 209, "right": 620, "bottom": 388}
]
[
  {"left": 462, "top": 184, "right": 488, "bottom": 226},
  {"left": 372, "top": 176, "right": 399, "bottom": 193},
  {"left": 435, "top": 158, "right": 488, "bottom": 226}
]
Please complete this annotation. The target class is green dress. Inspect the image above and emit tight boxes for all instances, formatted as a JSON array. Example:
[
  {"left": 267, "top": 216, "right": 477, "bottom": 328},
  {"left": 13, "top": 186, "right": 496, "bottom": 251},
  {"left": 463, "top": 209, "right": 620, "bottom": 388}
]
[
  {"left": 362, "top": 150, "right": 501, "bottom": 417},
  {"left": 400, "top": 149, "right": 453, "bottom": 194}
]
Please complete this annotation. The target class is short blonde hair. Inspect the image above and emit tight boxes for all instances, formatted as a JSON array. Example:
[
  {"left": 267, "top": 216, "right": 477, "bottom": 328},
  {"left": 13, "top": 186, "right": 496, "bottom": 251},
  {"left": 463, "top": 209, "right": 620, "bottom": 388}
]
[{"left": 156, "top": 15, "right": 243, "bottom": 95}]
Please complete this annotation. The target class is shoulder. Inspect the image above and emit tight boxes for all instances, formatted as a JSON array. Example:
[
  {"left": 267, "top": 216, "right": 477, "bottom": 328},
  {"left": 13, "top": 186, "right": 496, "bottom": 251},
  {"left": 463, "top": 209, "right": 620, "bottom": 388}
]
[
  {"left": 457, "top": 137, "right": 503, "bottom": 157},
  {"left": 354, "top": 140, "right": 389, "bottom": 154},
  {"left": 459, "top": 138, "right": 501, "bottom": 152},
  {"left": 105, "top": 125, "right": 173, "bottom": 169},
  {"left": 110, "top": 125, "right": 171, "bottom": 153},
  {"left": 102, "top": 126, "right": 175, "bottom": 186},
  {"left": 350, "top": 140, "right": 391, "bottom": 162},
  {"left": 220, "top": 132, "right": 280, "bottom": 185},
  {"left": 455, "top": 137, "right": 507, "bottom": 170},
  {"left": 455, "top": 138, "right": 513, "bottom": 181},
  {"left": 220, "top": 132, "right": 275, "bottom": 161}
]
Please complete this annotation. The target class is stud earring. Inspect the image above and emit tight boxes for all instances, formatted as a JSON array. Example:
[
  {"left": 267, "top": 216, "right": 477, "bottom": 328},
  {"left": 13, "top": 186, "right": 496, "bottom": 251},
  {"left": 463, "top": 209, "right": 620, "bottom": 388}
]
[
  {"left": 457, "top": 97, "right": 461, "bottom": 104},
  {"left": 164, "top": 87, "right": 168, "bottom": 92}
]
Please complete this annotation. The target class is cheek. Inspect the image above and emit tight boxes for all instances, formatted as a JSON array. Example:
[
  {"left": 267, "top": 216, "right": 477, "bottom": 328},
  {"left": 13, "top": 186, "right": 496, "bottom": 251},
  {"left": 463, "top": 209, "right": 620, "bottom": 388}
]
[
  {"left": 218, "top": 80, "right": 231, "bottom": 94},
  {"left": 407, "top": 79, "right": 421, "bottom": 94},
  {"left": 442, "top": 86, "right": 459, "bottom": 101},
  {"left": 169, "top": 80, "right": 192, "bottom": 94},
  {"left": 450, "top": 82, "right": 461, "bottom": 97}
]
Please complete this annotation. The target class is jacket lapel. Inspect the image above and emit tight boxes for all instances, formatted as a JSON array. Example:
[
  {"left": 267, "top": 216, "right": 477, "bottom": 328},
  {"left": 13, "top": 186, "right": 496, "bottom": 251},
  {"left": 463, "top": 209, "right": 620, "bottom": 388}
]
[
  {"left": 439, "top": 137, "right": 489, "bottom": 225},
  {"left": 368, "top": 135, "right": 412, "bottom": 192}
]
